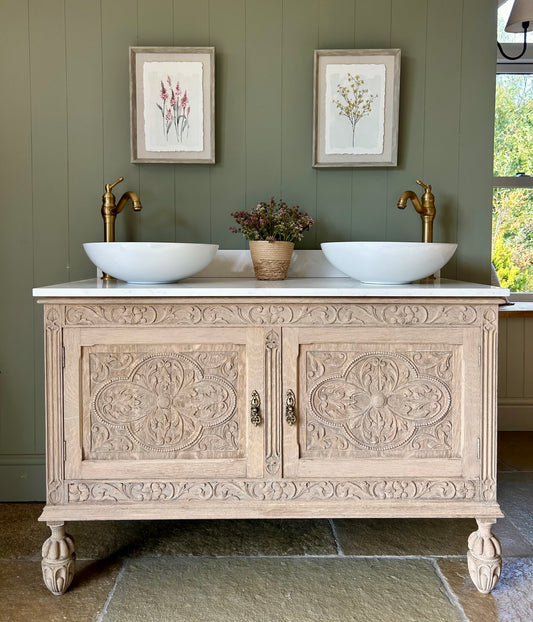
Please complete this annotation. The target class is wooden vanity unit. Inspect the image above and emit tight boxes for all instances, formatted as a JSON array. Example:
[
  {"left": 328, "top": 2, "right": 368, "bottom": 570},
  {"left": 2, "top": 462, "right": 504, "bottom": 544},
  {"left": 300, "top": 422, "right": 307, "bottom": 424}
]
[{"left": 33, "top": 269, "right": 508, "bottom": 595}]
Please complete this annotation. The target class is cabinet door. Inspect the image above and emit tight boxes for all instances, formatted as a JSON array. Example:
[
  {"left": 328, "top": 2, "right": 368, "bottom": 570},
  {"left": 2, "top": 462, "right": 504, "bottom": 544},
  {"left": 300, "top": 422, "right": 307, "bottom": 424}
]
[
  {"left": 63, "top": 326, "right": 263, "bottom": 481},
  {"left": 282, "top": 326, "right": 480, "bottom": 480}
]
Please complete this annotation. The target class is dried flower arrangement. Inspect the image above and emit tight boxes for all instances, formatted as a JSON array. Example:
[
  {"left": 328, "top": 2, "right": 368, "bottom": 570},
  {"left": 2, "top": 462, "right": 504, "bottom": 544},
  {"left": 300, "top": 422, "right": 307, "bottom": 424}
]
[{"left": 230, "top": 197, "right": 314, "bottom": 243}]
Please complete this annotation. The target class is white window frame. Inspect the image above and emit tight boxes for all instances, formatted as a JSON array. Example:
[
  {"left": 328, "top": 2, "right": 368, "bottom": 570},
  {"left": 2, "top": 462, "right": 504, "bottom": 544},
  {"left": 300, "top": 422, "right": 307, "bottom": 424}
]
[{"left": 494, "top": 44, "right": 533, "bottom": 301}]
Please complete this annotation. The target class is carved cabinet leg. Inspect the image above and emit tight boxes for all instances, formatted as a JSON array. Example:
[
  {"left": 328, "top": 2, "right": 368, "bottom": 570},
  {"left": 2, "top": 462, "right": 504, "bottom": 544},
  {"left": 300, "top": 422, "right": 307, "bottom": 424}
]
[
  {"left": 42, "top": 522, "right": 76, "bottom": 595},
  {"left": 467, "top": 518, "right": 502, "bottom": 594}
]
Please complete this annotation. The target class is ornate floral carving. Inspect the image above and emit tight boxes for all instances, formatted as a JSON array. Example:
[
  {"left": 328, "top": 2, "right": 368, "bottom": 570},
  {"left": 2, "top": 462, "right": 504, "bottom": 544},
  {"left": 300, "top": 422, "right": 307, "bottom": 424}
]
[
  {"left": 483, "top": 308, "right": 498, "bottom": 333},
  {"left": 65, "top": 303, "right": 479, "bottom": 328},
  {"left": 411, "top": 351, "right": 453, "bottom": 382},
  {"left": 91, "top": 353, "right": 238, "bottom": 455},
  {"left": 47, "top": 479, "right": 64, "bottom": 505},
  {"left": 481, "top": 478, "right": 496, "bottom": 501},
  {"left": 45, "top": 307, "right": 62, "bottom": 333},
  {"left": 307, "top": 351, "right": 452, "bottom": 452},
  {"left": 90, "top": 353, "right": 136, "bottom": 384},
  {"left": 68, "top": 477, "right": 478, "bottom": 503},
  {"left": 265, "top": 329, "right": 280, "bottom": 349},
  {"left": 306, "top": 352, "right": 348, "bottom": 381}
]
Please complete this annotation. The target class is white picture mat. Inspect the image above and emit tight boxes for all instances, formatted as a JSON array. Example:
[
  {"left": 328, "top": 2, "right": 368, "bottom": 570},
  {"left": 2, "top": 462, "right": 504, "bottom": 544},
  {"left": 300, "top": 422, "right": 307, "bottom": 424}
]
[
  {"left": 324, "top": 63, "right": 386, "bottom": 155},
  {"left": 143, "top": 61, "right": 204, "bottom": 152}
]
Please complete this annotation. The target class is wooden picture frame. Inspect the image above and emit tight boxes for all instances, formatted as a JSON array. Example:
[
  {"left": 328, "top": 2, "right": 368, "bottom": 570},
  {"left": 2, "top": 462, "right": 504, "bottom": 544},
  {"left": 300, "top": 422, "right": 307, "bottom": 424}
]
[
  {"left": 313, "top": 49, "right": 401, "bottom": 167},
  {"left": 130, "top": 46, "right": 215, "bottom": 164}
]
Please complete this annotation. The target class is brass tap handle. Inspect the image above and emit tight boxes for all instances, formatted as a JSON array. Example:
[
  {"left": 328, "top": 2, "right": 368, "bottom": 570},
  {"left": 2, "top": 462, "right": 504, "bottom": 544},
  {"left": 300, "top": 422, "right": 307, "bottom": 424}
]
[
  {"left": 416, "top": 179, "right": 431, "bottom": 192},
  {"left": 416, "top": 180, "right": 435, "bottom": 206},
  {"left": 250, "top": 391, "right": 261, "bottom": 426},
  {"left": 105, "top": 177, "right": 124, "bottom": 193},
  {"left": 285, "top": 390, "right": 296, "bottom": 425}
]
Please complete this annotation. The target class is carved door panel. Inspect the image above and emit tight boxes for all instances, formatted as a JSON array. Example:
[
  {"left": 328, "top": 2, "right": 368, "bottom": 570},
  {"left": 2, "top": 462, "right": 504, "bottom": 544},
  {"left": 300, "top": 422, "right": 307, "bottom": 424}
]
[
  {"left": 63, "top": 326, "right": 264, "bottom": 481},
  {"left": 282, "top": 326, "right": 481, "bottom": 480}
]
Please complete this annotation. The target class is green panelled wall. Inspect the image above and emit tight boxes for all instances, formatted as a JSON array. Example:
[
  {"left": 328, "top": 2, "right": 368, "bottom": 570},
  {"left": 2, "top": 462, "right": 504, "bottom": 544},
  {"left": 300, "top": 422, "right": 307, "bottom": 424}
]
[{"left": 0, "top": 0, "right": 497, "bottom": 500}]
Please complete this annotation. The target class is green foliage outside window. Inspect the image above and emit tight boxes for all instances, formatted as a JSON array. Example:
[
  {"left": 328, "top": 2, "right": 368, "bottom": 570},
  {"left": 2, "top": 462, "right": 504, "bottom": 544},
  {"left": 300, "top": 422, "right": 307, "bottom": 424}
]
[{"left": 493, "top": 74, "right": 533, "bottom": 291}]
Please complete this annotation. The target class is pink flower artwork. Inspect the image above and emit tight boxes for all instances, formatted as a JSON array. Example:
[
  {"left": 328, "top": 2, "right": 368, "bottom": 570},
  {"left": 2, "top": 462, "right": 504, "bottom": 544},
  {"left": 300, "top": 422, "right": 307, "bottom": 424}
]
[{"left": 156, "top": 76, "right": 191, "bottom": 143}]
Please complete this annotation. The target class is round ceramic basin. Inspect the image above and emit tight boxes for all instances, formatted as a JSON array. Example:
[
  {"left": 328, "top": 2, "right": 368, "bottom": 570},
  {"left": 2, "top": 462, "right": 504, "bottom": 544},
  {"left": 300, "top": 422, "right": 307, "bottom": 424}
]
[
  {"left": 320, "top": 241, "right": 457, "bottom": 284},
  {"left": 83, "top": 242, "right": 219, "bottom": 284}
]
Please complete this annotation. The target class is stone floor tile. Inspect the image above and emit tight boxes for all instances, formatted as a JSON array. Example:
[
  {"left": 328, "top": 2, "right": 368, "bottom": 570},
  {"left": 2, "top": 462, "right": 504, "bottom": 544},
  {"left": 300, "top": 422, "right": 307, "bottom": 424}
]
[
  {"left": 61, "top": 518, "right": 336, "bottom": 560},
  {"left": 102, "top": 557, "right": 463, "bottom": 622},
  {"left": 0, "top": 559, "right": 121, "bottom": 622},
  {"left": 332, "top": 516, "right": 533, "bottom": 558},
  {"left": 0, "top": 503, "right": 46, "bottom": 560},
  {"left": 437, "top": 557, "right": 533, "bottom": 622},
  {"left": 492, "top": 518, "right": 533, "bottom": 557},
  {"left": 498, "top": 432, "right": 533, "bottom": 472},
  {"left": 497, "top": 478, "right": 533, "bottom": 545},
  {"left": 497, "top": 458, "right": 516, "bottom": 473},
  {"left": 333, "top": 517, "right": 477, "bottom": 556},
  {"left": 499, "top": 471, "right": 533, "bottom": 483},
  {"left": 63, "top": 519, "right": 157, "bottom": 560},
  {"left": 128, "top": 518, "right": 337, "bottom": 558}
]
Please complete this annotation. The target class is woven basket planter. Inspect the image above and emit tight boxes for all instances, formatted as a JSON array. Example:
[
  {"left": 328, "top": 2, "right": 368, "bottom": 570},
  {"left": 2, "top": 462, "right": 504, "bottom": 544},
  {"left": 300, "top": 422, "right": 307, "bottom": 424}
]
[{"left": 249, "top": 240, "right": 294, "bottom": 280}]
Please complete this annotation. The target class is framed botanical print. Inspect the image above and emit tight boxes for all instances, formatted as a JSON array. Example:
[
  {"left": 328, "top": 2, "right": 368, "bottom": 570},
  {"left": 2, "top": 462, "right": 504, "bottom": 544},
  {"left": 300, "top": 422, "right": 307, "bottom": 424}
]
[
  {"left": 130, "top": 46, "right": 215, "bottom": 164},
  {"left": 313, "top": 49, "right": 401, "bottom": 167}
]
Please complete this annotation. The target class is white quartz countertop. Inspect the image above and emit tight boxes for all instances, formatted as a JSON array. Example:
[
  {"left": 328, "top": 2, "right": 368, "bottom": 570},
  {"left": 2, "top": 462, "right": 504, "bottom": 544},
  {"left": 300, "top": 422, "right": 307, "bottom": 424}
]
[
  {"left": 33, "top": 277, "right": 509, "bottom": 298},
  {"left": 32, "top": 251, "right": 509, "bottom": 299}
]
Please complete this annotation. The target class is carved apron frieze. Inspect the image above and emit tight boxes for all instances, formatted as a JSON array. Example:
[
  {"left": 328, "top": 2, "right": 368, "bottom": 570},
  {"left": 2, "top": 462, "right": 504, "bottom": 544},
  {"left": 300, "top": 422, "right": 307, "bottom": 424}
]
[{"left": 63, "top": 302, "right": 480, "bottom": 328}]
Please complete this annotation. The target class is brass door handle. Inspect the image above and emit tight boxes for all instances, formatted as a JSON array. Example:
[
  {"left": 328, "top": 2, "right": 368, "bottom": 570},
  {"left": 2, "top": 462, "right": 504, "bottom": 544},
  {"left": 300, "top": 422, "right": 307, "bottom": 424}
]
[
  {"left": 285, "top": 389, "right": 296, "bottom": 425},
  {"left": 250, "top": 391, "right": 261, "bottom": 426}
]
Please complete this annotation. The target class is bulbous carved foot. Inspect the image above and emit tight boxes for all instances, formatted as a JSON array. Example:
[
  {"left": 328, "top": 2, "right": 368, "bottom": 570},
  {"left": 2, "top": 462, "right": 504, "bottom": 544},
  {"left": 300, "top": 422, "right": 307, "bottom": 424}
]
[
  {"left": 42, "top": 522, "right": 76, "bottom": 595},
  {"left": 467, "top": 518, "right": 502, "bottom": 594}
]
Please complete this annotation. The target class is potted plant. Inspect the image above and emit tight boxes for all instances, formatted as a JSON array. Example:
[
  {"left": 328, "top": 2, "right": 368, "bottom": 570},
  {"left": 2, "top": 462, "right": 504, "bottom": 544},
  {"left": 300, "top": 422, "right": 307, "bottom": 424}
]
[{"left": 230, "top": 197, "right": 314, "bottom": 280}]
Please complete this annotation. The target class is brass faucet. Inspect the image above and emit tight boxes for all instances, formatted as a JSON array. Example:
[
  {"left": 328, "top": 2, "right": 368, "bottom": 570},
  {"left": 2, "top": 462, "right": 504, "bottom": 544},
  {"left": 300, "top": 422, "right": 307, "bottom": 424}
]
[
  {"left": 101, "top": 177, "right": 142, "bottom": 280},
  {"left": 397, "top": 179, "right": 435, "bottom": 243}
]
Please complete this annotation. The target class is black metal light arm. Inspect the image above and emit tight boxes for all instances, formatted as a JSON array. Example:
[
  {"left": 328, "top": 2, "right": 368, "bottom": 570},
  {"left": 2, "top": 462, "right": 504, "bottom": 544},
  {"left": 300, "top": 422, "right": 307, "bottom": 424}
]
[{"left": 498, "top": 20, "right": 530, "bottom": 60}]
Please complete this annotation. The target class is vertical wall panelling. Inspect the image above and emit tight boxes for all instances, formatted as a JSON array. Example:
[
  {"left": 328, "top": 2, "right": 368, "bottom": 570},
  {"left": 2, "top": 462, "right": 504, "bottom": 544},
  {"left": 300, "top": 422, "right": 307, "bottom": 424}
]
[
  {"left": 0, "top": 0, "right": 35, "bottom": 460},
  {"left": 316, "top": 0, "right": 355, "bottom": 244},
  {"left": 498, "top": 316, "right": 533, "bottom": 430},
  {"left": 245, "top": 0, "right": 283, "bottom": 204},
  {"left": 172, "top": 0, "right": 212, "bottom": 244},
  {"left": 456, "top": 0, "right": 497, "bottom": 283},
  {"left": 422, "top": 0, "right": 462, "bottom": 279},
  {"left": 523, "top": 320, "right": 533, "bottom": 398},
  {"left": 65, "top": 0, "right": 104, "bottom": 279},
  {"left": 28, "top": 0, "right": 70, "bottom": 477},
  {"left": 209, "top": 0, "right": 246, "bottom": 248},
  {"left": 506, "top": 317, "right": 525, "bottom": 397},
  {"left": 101, "top": 0, "right": 139, "bottom": 242},
  {"left": 351, "top": 0, "right": 392, "bottom": 242},
  {"left": 281, "top": 0, "right": 318, "bottom": 249},
  {"left": 498, "top": 317, "right": 507, "bottom": 397},
  {"left": 387, "top": 0, "right": 428, "bottom": 243},
  {"left": 29, "top": 0, "right": 70, "bottom": 286},
  {"left": 137, "top": 0, "right": 176, "bottom": 243}
]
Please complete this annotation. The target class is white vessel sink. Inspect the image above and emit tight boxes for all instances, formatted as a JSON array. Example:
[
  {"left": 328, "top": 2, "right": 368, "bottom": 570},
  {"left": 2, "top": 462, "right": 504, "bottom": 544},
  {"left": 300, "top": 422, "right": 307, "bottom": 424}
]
[
  {"left": 321, "top": 241, "right": 457, "bottom": 284},
  {"left": 83, "top": 242, "right": 219, "bottom": 284}
]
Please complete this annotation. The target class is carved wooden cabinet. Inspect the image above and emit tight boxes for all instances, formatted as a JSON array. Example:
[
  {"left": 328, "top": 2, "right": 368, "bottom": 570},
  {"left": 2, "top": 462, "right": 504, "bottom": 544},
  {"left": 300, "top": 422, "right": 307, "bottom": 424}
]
[{"left": 37, "top": 296, "right": 505, "bottom": 595}]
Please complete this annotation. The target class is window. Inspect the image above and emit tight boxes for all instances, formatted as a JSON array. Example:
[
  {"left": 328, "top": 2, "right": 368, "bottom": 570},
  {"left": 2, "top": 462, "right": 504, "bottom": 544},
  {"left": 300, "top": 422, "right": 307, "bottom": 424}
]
[{"left": 493, "top": 1, "right": 533, "bottom": 297}]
